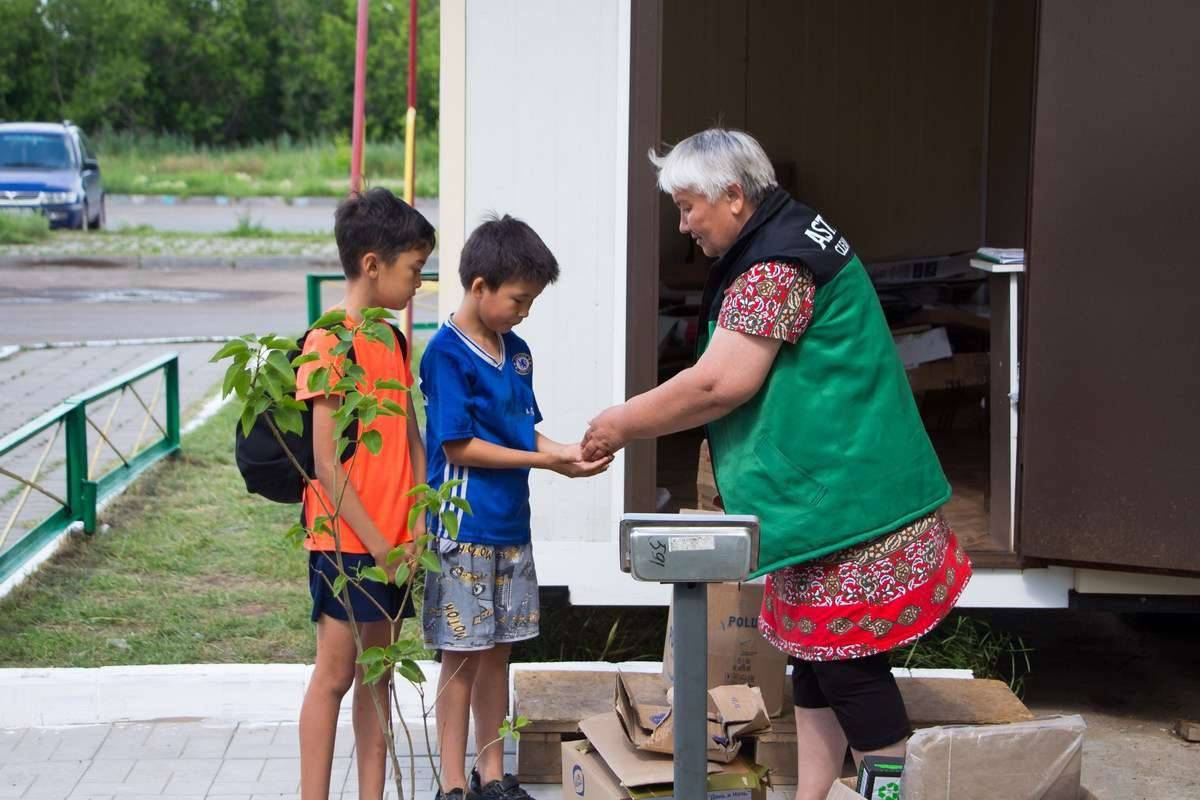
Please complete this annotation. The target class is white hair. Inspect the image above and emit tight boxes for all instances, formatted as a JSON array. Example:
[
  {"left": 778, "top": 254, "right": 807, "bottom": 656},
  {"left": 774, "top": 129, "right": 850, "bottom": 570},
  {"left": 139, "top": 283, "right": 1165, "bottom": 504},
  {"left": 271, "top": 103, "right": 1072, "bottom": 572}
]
[{"left": 649, "top": 128, "right": 778, "bottom": 205}]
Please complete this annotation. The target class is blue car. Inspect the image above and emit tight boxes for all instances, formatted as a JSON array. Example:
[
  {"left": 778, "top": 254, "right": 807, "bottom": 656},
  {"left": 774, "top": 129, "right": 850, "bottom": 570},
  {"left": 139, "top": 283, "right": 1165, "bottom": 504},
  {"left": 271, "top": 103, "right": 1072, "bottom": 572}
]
[{"left": 0, "top": 121, "right": 105, "bottom": 230}]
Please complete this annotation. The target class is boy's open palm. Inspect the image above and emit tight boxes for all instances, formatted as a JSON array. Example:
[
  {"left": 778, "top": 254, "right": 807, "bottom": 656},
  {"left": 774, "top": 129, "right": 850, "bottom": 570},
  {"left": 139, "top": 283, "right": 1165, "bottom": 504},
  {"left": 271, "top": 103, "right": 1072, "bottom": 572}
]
[{"left": 552, "top": 452, "right": 614, "bottom": 478}]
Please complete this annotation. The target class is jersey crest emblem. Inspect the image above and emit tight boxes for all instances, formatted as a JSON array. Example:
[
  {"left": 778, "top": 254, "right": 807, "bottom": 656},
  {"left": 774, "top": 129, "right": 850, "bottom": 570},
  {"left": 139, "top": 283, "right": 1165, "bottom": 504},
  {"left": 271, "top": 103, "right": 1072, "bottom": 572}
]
[{"left": 512, "top": 352, "right": 533, "bottom": 375}]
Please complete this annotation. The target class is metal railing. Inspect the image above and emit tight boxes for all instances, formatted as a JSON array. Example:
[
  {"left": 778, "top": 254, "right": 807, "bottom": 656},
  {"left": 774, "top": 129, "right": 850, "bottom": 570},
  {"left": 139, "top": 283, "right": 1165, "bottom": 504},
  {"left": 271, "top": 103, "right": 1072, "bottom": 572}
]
[{"left": 0, "top": 354, "right": 180, "bottom": 585}]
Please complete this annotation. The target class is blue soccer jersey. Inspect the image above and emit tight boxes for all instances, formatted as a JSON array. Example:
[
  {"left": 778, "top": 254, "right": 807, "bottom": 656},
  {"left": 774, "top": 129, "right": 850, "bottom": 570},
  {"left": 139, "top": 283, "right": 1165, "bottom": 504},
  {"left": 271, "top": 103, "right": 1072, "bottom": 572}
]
[{"left": 420, "top": 316, "right": 543, "bottom": 545}]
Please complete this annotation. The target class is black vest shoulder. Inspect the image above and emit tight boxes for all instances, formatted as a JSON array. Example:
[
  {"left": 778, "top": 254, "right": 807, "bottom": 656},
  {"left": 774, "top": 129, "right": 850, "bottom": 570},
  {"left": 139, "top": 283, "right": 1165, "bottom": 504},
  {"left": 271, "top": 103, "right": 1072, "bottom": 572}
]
[{"left": 701, "top": 188, "right": 857, "bottom": 323}]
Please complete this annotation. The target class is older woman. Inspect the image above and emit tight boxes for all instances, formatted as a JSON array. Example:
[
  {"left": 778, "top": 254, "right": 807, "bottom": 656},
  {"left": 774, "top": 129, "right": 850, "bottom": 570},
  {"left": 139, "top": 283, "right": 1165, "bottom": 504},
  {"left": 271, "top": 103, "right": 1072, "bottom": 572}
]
[{"left": 583, "top": 128, "right": 972, "bottom": 799}]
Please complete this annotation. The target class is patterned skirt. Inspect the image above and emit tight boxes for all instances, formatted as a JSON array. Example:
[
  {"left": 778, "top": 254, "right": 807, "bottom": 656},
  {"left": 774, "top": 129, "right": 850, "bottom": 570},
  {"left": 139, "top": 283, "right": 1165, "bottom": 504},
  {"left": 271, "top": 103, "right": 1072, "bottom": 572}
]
[{"left": 759, "top": 513, "right": 971, "bottom": 662}]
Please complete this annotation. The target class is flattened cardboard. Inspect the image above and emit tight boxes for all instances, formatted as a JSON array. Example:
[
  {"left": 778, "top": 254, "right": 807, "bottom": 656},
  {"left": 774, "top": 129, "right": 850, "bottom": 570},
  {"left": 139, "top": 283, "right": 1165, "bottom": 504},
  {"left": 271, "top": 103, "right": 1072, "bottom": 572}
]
[
  {"left": 579, "top": 712, "right": 720, "bottom": 788},
  {"left": 614, "top": 673, "right": 771, "bottom": 764},
  {"left": 612, "top": 675, "right": 738, "bottom": 763},
  {"left": 561, "top": 739, "right": 628, "bottom": 800}
]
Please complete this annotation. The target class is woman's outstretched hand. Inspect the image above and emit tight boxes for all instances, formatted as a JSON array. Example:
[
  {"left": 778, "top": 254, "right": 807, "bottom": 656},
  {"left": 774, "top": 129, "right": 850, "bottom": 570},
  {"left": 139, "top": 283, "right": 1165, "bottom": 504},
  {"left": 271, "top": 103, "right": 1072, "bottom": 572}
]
[{"left": 582, "top": 405, "right": 628, "bottom": 461}]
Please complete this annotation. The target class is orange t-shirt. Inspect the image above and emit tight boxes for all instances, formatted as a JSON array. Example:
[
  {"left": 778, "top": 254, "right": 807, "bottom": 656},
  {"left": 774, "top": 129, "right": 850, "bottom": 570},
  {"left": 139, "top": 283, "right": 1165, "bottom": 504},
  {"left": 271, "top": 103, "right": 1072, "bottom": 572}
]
[{"left": 295, "top": 322, "right": 415, "bottom": 554}]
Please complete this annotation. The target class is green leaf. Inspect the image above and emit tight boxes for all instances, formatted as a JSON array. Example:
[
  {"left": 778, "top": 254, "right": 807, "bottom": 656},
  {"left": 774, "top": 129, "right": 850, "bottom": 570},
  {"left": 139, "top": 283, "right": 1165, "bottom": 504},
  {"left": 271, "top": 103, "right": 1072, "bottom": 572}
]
[
  {"left": 359, "top": 404, "right": 378, "bottom": 428},
  {"left": 440, "top": 479, "right": 464, "bottom": 496},
  {"left": 393, "top": 563, "right": 411, "bottom": 587},
  {"left": 448, "top": 496, "right": 473, "bottom": 516},
  {"left": 407, "top": 504, "right": 426, "bottom": 533},
  {"left": 381, "top": 399, "right": 408, "bottom": 416},
  {"left": 307, "top": 366, "right": 329, "bottom": 393},
  {"left": 239, "top": 402, "right": 258, "bottom": 437},
  {"left": 331, "top": 339, "right": 354, "bottom": 357},
  {"left": 419, "top": 549, "right": 442, "bottom": 573},
  {"left": 336, "top": 436, "right": 352, "bottom": 461},
  {"left": 332, "top": 378, "right": 358, "bottom": 393},
  {"left": 416, "top": 534, "right": 434, "bottom": 549},
  {"left": 312, "top": 308, "right": 348, "bottom": 330},
  {"left": 397, "top": 659, "right": 425, "bottom": 683},
  {"left": 265, "top": 335, "right": 299, "bottom": 351},
  {"left": 440, "top": 511, "right": 460, "bottom": 541},
  {"left": 360, "top": 566, "right": 388, "bottom": 584},
  {"left": 222, "top": 361, "right": 245, "bottom": 399},
  {"left": 387, "top": 545, "right": 407, "bottom": 564},
  {"left": 515, "top": 715, "right": 530, "bottom": 729},
  {"left": 233, "top": 369, "right": 252, "bottom": 398},
  {"left": 374, "top": 378, "right": 409, "bottom": 391},
  {"left": 313, "top": 516, "right": 333, "bottom": 536},
  {"left": 284, "top": 523, "right": 307, "bottom": 547},
  {"left": 357, "top": 646, "right": 388, "bottom": 665},
  {"left": 362, "top": 307, "right": 394, "bottom": 321},
  {"left": 406, "top": 483, "right": 432, "bottom": 498},
  {"left": 361, "top": 429, "right": 383, "bottom": 455},
  {"left": 265, "top": 349, "right": 294, "bottom": 379},
  {"left": 363, "top": 661, "right": 388, "bottom": 686},
  {"left": 273, "top": 407, "right": 304, "bottom": 437},
  {"left": 261, "top": 369, "right": 284, "bottom": 401},
  {"left": 332, "top": 574, "right": 348, "bottom": 598},
  {"left": 344, "top": 364, "right": 367, "bottom": 382},
  {"left": 279, "top": 396, "right": 307, "bottom": 412},
  {"left": 211, "top": 339, "right": 249, "bottom": 362},
  {"left": 291, "top": 352, "right": 320, "bottom": 368}
]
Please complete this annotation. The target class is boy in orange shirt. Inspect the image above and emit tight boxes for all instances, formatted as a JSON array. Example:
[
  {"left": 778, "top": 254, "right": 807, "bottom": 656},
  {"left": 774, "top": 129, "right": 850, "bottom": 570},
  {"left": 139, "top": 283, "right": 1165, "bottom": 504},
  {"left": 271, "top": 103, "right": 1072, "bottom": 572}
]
[{"left": 295, "top": 188, "right": 434, "bottom": 800}]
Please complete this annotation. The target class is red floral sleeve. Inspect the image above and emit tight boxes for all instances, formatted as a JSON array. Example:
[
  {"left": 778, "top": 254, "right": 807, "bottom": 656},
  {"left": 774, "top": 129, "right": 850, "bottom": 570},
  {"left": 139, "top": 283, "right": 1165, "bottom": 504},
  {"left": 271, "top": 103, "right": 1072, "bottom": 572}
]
[{"left": 717, "top": 260, "right": 816, "bottom": 343}]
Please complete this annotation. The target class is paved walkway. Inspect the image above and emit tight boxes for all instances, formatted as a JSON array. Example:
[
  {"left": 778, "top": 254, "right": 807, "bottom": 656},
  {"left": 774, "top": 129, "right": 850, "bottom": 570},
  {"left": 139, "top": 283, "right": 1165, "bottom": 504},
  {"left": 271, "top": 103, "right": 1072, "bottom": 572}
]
[{"left": 0, "top": 719, "right": 794, "bottom": 799}]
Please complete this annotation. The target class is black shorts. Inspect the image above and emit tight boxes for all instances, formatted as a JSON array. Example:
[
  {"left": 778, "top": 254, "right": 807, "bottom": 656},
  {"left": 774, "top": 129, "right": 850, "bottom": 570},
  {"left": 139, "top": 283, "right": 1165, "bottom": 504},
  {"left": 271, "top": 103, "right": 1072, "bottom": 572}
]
[
  {"left": 790, "top": 653, "right": 913, "bottom": 752},
  {"left": 309, "top": 550, "right": 416, "bottom": 623}
]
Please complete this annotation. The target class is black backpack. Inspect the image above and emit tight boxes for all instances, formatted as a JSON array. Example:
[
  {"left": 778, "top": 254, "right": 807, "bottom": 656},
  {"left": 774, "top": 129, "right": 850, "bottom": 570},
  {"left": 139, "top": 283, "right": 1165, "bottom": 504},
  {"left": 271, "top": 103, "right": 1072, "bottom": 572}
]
[{"left": 234, "top": 323, "right": 407, "bottom": 503}]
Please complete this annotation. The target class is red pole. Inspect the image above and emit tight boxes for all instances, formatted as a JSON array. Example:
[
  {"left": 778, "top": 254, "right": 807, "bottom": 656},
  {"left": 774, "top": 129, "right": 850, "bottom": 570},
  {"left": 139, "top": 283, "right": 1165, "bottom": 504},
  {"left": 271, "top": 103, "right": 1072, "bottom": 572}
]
[
  {"left": 349, "top": 0, "right": 369, "bottom": 194},
  {"left": 405, "top": 0, "right": 418, "bottom": 353},
  {"left": 408, "top": 0, "right": 418, "bottom": 109}
]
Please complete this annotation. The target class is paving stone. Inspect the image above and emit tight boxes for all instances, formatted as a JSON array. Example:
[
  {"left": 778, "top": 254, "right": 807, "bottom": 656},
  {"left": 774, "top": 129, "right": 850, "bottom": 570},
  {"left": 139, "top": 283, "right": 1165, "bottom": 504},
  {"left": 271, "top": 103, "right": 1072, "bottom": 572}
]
[
  {"left": 93, "top": 724, "right": 154, "bottom": 760},
  {"left": 214, "top": 759, "right": 264, "bottom": 783},
  {"left": 178, "top": 725, "right": 236, "bottom": 760},
  {"left": 50, "top": 726, "right": 112, "bottom": 761},
  {"left": 18, "top": 760, "right": 89, "bottom": 797},
  {"left": 79, "top": 760, "right": 135, "bottom": 783},
  {"left": 0, "top": 764, "right": 36, "bottom": 798},
  {"left": 160, "top": 757, "right": 222, "bottom": 795}
]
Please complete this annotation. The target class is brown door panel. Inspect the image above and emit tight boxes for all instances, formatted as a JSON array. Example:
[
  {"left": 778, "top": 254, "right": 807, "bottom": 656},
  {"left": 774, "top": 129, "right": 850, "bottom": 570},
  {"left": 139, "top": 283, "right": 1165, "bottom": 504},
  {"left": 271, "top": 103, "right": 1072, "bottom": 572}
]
[{"left": 1019, "top": 0, "right": 1200, "bottom": 572}]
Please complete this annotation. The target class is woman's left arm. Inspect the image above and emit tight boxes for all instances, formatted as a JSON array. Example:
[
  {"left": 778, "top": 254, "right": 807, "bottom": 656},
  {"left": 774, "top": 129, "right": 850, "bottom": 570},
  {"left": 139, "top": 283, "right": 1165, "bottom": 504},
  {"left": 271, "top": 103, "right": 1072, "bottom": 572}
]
[{"left": 582, "top": 327, "right": 781, "bottom": 459}]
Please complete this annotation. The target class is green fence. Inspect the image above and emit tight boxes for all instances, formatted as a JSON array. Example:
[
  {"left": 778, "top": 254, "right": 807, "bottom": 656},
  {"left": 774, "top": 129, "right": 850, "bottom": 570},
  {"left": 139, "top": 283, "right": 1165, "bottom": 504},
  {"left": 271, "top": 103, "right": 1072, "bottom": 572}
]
[{"left": 0, "top": 354, "right": 180, "bottom": 586}]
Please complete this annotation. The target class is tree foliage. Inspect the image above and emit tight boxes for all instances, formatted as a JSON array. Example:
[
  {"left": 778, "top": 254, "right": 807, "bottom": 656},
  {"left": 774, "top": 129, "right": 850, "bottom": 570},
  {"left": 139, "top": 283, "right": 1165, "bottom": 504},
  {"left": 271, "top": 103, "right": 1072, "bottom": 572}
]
[{"left": 0, "top": 0, "right": 439, "bottom": 145}]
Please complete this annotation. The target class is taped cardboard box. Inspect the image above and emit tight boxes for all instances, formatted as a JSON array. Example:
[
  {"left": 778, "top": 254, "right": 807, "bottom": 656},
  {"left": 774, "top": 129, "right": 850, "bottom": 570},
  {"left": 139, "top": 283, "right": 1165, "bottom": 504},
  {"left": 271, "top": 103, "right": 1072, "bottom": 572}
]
[
  {"left": 571, "top": 712, "right": 769, "bottom": 800},
  {"left": 613, "top": 671, "right": 770, "bottom": 764},
  {"left": 663, "top": 581, "right": 788, "bottom": 716},
  {"left": 903, "top": 715, "right": 1087, "bottom": 800}
]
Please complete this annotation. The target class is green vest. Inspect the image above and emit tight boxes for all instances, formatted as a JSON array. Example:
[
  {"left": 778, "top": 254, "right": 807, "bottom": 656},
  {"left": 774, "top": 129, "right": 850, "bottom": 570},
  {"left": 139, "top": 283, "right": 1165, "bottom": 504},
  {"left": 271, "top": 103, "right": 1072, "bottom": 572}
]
[{"left": 700, "top": 255, "right": 950, "bottom": 578}]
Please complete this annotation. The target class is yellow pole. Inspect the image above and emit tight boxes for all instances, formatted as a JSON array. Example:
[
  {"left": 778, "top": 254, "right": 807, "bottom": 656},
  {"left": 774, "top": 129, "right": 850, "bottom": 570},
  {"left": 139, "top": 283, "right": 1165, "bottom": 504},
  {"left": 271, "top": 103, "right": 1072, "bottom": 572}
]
[{"left": 404, "top": 105, "right": 417, "bottom": 205}]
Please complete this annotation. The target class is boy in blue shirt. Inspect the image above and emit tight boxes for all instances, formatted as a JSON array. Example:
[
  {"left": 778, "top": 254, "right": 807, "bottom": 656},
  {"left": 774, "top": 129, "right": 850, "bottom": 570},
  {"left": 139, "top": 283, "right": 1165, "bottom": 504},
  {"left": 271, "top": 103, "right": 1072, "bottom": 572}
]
[{"left": 421, "top": 214, "right": 611, "bottom": 800}]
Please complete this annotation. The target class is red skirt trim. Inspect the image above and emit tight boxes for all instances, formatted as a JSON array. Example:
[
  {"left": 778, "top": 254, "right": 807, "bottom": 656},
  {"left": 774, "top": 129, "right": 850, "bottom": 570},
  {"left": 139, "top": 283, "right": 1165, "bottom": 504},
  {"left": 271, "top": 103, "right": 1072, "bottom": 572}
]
[{"left": 760, "top": 514, "right": 972, "bottom": 661}]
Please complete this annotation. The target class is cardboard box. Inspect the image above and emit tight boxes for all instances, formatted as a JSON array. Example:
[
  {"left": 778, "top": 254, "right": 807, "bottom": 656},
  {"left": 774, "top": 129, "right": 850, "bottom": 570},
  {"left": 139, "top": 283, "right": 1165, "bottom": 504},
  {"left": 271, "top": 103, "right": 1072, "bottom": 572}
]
[
  {"left": 902, "top": 715, "right": 1087, "bottom": 800},
  {"left": 572, "top": 713, "right": 769, "bottom": 800},
  {"left": 906, "top": 352, "right": 989, "bottom": 394},
  {"left": 613, "top": 672, "right": 770, "bottom": 764},
  {"left": 663, "top": 582, "right": 788, "bottom": 716},
  {"left": 855, "top": 755, "right": 904, "bottom": 799},
  {"left": 893, "top": 326, "right": 953, "bottom": 369}
]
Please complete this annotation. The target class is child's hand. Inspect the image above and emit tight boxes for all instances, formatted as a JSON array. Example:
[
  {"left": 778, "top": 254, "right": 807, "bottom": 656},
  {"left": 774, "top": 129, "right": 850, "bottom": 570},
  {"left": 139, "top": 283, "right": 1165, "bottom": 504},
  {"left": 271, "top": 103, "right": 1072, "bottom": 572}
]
[
  {"left": 551, "top": 452, "right": 614, "bottom": 478},
  {"left": 555, "top": 441, "right": 584, "bottom": 464}
]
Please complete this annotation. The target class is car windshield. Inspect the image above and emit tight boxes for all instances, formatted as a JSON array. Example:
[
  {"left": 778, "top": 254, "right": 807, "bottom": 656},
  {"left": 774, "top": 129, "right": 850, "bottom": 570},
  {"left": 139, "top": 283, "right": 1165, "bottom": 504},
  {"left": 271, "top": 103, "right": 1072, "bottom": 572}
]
[{"left": 0, "top": 132, "right": 73, "bottom": 169}]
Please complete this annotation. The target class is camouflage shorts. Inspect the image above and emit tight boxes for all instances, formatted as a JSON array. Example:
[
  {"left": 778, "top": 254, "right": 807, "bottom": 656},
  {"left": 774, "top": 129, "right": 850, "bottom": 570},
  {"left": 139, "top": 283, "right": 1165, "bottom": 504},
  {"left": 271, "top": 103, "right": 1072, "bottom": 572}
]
[{"left": 422, "top": 538, "right": 540, "bottom": 651}]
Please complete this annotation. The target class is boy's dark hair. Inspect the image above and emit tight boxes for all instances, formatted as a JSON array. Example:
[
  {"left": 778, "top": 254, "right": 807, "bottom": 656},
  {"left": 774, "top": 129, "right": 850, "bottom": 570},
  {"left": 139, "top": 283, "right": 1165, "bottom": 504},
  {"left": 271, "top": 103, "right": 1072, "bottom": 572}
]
[
  {"left": 334, "top": 188, "right": 436, "bottom": 278},
  {"left": 459, "top": 213, "right": 560, "bottom": 290}
]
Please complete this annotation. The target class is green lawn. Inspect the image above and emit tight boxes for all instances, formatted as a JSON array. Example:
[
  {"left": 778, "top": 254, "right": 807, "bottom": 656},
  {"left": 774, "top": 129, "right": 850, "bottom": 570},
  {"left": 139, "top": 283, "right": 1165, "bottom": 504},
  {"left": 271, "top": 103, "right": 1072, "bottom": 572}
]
[
  {"left": 0, "top": 400, "right": 424, "bottom": 667},
  {"left": 96, "top": 131, "right": 439, "bottom": 199}
]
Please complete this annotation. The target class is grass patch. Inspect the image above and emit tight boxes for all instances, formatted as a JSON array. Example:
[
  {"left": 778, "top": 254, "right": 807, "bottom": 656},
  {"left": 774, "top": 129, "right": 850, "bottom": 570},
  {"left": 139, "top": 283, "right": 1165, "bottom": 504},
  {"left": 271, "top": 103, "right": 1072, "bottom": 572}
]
[
  {"left": 0, "top": 212, "right": 51, "bottom": 244},
  {"left": 0, "top": 399, "right": 426, "bottom": 667},
  {"left": 890, "top": 612, "right": 1034, "bottom": 696},
  {"left": 95, "top": 131, "right": 439, "bottom": 199}
]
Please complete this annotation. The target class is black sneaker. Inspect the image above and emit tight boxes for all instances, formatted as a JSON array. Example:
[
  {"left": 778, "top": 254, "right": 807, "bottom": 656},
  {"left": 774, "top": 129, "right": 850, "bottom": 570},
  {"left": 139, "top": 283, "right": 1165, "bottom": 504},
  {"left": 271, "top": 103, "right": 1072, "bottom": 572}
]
[
  {"left": 435, "top": 789, "right": 475, "bottom": 800},
  {"left": 473, "top": 772, "right": 533, "bottom": 800}
]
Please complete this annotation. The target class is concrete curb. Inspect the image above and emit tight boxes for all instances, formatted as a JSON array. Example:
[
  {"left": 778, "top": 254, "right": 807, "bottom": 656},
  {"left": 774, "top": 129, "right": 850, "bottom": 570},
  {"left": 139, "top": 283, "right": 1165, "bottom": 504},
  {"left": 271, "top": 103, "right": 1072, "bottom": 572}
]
[
  {"left": 0, "top": 661, "right": 970, "bottom": 727},
  {"left": 0, "top": 255, "right": 340, "bottom": 270}
]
